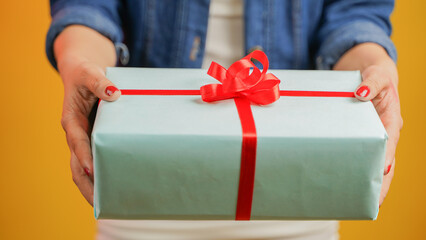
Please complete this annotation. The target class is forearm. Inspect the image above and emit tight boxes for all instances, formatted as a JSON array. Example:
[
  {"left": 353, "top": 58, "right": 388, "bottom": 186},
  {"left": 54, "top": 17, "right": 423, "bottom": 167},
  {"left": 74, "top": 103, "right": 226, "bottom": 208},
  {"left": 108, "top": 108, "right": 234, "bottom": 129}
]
[
  {"left": 53, "top": 25, "right": 116, "bottom": 74},
  {"left": 333, "top": 43, "right": 398, "bottom": 86}
]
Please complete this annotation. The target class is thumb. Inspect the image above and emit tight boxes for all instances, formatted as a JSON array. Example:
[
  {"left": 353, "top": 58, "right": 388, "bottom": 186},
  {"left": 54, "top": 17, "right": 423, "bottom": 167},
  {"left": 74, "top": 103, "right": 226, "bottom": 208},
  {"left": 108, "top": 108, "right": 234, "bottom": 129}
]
[
  {"left": 355, "top": 66, "right": 390, "bottom": 101},
  {"left": 83, "top": 66, "right": 121, "bottom": 102}
]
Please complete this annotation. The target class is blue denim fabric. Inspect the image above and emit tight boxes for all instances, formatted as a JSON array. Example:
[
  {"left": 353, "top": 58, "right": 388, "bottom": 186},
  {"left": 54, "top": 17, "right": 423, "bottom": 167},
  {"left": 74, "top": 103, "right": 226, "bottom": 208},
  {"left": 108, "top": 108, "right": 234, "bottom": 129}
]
[{"left": 46, "top": 0, "right": 397, "bottom": 70}]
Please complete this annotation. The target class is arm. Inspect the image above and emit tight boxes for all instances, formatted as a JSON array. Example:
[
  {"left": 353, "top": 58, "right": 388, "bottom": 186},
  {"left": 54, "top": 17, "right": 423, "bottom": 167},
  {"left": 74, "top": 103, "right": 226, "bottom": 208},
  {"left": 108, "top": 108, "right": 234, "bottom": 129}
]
[
  {"left": 313, "top": 0, "right": 401, "bottom": 206},
  {"left": 46, "top": 0, "right": 124, "bottom": 205}
]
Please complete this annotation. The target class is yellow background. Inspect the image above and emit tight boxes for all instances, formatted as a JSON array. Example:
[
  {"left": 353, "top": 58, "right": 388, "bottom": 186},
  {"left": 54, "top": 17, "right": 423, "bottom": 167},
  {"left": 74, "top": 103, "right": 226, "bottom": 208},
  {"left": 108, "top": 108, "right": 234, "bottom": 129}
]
[{"left": 0, "top": 1, "right": 425, "bottom": 239}]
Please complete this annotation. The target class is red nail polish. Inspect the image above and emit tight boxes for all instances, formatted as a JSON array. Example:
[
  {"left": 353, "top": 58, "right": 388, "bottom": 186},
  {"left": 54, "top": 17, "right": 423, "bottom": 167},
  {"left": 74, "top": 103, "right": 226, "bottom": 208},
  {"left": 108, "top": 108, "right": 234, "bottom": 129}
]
[
  {"left": 84, "top": 168, "right": 91, "bottom": 177},
  {"left": 386, "top": 165, "right": 391, "bottom": 174},
  {"left": 356, "top": 86, "right": 370, "bottom": 98},
  {"left": 105, "top": 86, "right": 118, "bottom": 96}
]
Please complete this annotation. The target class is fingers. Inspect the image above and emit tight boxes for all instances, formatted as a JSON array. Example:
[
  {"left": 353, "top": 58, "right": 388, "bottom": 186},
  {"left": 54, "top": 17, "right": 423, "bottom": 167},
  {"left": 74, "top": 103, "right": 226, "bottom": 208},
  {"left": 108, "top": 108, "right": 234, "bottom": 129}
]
[
  {"left": 59, "top": 60, "right": 117, "bottom": 207},
  {"left": 71, "top": 152, "right": 94, "bottom": 206},
  {"left": 62, "top": 112, "right": 94, "bottom": 178},
  {"left": 383, "top": 111, "right": 401, "bottom": 175},
  {"left": 77, "top": 62, "right": 121, "bottom": 102},
  {"left": 381, "top": 108, "right": 402, "bottom": 175},
  {"left": 379, "top": 159, "right": 395, "bottom": 207},
  {"left": 373, "top": 85, "right": 402, "bottom": 175},
  {"left": 354, "top": 65, "right": 391, "bottom": 101},
  {"left": 355, "top": 65, "right": 402, "bottom": 175}
]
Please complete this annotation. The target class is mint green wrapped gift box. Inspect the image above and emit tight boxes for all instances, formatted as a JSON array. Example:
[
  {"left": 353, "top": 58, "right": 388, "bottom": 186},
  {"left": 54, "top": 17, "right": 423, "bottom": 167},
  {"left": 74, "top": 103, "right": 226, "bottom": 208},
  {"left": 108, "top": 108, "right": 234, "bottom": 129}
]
[{"left": 92, "top": 67, "right": 387, "bottom": 220}]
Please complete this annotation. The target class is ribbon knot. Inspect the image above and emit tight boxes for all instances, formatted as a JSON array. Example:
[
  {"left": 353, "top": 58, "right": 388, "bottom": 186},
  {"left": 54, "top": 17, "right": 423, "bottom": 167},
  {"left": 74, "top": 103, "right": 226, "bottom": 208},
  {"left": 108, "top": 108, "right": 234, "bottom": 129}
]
[{"left": 201, "top": 50, "right": 281, "bottom": 105}]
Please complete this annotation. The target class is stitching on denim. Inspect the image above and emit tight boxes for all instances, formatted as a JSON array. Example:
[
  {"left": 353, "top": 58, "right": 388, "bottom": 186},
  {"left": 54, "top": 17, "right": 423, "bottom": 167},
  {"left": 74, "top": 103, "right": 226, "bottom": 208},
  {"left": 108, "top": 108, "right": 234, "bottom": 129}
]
[
  {"left": 144, "top": 0, "right": 155, "bottom": 66},
  {"left": 243, "top": 0, "right": 249, "bottom": 55},
  {"left": 267, "top": 0, "right": 274, "bottom": 65},
  {"left": 292, "top": 0, "right": 302, "bottom": 69},
  {"left": 173, "top": 0, "right": 188, "bottom": 67},
  {"left": 261, "top": 1, "right": 266, "bottom": 55}
]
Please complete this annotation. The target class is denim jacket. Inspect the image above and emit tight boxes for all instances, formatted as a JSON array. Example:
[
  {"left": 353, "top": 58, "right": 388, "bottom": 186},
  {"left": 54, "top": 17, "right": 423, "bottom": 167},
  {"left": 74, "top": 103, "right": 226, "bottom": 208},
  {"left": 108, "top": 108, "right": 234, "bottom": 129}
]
[{"left": 46, "top": 0, "right": 397, "bottom": 70}]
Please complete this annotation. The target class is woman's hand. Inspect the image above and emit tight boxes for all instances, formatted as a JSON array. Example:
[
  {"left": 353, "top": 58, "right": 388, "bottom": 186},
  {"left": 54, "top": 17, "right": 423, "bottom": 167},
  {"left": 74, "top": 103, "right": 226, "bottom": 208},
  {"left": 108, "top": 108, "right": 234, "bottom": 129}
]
[
  {"left": 353, "top": 63, "right": 401, "bottom": 206},
  {"left": 333, "top": 43, "right": 403, "bottom": 206},
  {"left": 54, "top": 26, "right": 119, "bottom": 205}
]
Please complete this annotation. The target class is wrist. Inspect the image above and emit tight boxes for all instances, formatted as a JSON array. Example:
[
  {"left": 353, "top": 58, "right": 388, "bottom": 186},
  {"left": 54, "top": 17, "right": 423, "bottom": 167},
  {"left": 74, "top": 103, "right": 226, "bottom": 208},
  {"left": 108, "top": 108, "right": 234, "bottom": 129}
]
[
  {"left": 334, "top": 42, "right": 398, "bottom": 86},
  {"left": 56, "top": 54, "right": 90, "bottom": 76},
  {"left": 334, "top": 43, "right": 389, "bottom": 70},
  {"left": 53, "top": 25, "right": 116, "bottom": 73}
]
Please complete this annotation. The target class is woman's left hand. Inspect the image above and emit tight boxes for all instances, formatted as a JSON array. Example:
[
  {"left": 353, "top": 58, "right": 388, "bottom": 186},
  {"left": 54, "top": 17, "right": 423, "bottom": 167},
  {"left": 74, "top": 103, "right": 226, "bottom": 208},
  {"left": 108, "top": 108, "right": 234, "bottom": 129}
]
[{"left": 333, "top": 43, "right": 403, "bottom": 206}]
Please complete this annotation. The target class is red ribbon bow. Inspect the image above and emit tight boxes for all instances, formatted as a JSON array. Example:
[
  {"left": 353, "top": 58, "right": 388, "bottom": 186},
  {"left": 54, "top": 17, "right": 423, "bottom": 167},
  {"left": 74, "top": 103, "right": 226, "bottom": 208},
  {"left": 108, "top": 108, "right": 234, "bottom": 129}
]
[
  {"left": 201, "top": 50, "right": 281, "bottom": 105},
  {"left": 200, "top": 50, "right": 280, "bottom": 220}
]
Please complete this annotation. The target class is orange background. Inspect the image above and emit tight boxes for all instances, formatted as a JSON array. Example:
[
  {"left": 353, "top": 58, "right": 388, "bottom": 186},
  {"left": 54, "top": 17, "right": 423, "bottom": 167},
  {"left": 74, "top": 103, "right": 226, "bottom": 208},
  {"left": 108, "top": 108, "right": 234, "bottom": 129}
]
[{"left": 0, "top": 1, "right": 425, "bottom": 239}]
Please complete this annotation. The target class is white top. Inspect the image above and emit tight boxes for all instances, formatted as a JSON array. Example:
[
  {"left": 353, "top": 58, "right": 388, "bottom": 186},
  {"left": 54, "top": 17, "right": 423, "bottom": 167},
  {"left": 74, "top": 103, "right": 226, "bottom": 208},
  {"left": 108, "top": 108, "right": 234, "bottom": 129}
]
[
  {"left": 97, "top": 0, "right": 338, "bottom": 239},
  {"left": 202, "top": 0, "right": 245, "bottom": 69}
]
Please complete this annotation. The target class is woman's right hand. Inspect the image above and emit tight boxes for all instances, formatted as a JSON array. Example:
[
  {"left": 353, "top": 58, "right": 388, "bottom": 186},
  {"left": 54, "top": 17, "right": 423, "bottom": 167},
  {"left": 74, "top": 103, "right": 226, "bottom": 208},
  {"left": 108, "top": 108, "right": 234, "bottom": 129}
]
[{"left": 54, "top": 26, "right": 119, "bottom": 205}]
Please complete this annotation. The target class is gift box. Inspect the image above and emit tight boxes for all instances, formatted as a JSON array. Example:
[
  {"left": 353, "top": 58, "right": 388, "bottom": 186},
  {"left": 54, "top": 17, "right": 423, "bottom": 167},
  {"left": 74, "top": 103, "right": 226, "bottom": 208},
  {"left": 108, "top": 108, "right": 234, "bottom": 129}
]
[{"left": 92, "top": 55, "right": 387, "bottom": 220}]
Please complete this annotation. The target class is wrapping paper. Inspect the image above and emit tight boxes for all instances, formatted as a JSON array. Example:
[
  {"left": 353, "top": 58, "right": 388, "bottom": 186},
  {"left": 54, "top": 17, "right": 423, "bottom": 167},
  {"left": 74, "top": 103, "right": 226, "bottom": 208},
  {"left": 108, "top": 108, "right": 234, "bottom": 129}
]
[{"left": 92, "top": 67, "right": 387, "bottom": 220}]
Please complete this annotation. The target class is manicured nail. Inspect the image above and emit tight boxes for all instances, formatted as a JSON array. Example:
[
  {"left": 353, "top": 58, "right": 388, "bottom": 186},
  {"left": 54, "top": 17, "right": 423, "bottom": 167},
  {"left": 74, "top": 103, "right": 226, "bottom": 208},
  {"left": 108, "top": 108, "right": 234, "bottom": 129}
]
[
  {"left": 386, "top": 165, "right": 391, "bottom": 174},
  {"left": 105, "top": 86, "right": 118, "bottom": 96},
  {"left": 356, "top": 86, "right": 370, "bottom": 98},
  {"left": 84, "top": 168, "right": 91, "bottom": 177}
]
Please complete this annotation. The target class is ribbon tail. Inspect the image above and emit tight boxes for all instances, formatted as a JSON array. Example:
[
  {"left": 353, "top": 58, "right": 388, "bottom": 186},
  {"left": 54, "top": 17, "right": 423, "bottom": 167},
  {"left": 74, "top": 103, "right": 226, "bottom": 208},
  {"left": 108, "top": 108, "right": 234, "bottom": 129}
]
[{"left": 234, "top": 97, "right": 257, "bottom": 220}]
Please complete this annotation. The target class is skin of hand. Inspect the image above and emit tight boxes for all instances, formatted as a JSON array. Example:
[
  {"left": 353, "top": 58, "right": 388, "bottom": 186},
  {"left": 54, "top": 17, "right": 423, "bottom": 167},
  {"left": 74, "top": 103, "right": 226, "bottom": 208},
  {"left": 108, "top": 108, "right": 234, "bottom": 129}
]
[
  {"left": 333, "top": 42, "right": 403, "bottom": 206},
  {"left": 54, "top": 25, "right": 120, "bottom": 205},
  {"left": 54, "top": 27, "right": 400, "bottom": 209}
]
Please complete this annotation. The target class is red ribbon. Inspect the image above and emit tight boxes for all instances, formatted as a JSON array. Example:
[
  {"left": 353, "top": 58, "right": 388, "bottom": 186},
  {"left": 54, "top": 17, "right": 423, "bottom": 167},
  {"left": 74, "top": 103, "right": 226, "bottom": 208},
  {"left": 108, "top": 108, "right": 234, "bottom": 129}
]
[
  {"left": 200, "top": 50, "right": 280, "bottom": 220},
  {"left": 120, "top": 89, "right": 355, "bottom": 98},
  {"left": 118, "top": 51, "right": 355, "bottom": 221},
  {"left": 201, "top": 50, "right": 281, "bottom": 105}
]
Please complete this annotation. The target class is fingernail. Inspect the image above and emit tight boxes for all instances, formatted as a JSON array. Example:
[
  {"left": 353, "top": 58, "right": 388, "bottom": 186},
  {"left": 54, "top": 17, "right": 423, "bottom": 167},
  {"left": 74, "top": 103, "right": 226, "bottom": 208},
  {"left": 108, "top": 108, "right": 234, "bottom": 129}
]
[
  {"left": 356, "top": 86, "right": 370, "bottom": 98},
  {"left": 105, "top": 86, "right": 118, "bottom": 96},
  {"left": 386, "top": 165, "right": 391, "bottom": 174},
  {"left": 84, "top": 168, "right": 91, "bottom": 177}
]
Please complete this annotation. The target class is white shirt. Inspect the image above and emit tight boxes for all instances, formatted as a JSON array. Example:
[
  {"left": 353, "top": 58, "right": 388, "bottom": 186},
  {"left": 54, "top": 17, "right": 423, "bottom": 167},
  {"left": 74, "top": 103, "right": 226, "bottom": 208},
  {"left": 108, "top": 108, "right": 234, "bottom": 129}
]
[
  {"left": 97, "top": 1, "right": 338, "bottom": 239},
  {"left": 202, "top": 0, "right": 245, "bottom": 69}
]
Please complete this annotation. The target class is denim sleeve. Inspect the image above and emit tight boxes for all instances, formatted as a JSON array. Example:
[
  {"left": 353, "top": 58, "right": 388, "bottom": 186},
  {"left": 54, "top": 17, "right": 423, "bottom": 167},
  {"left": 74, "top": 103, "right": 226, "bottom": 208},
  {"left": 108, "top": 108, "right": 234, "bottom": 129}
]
[
  {"left": 315, "top": 0, "right": 397, "bottom": 70},
  {"left": 45, "top": 0, "right": 124, "bottom": 70}
]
